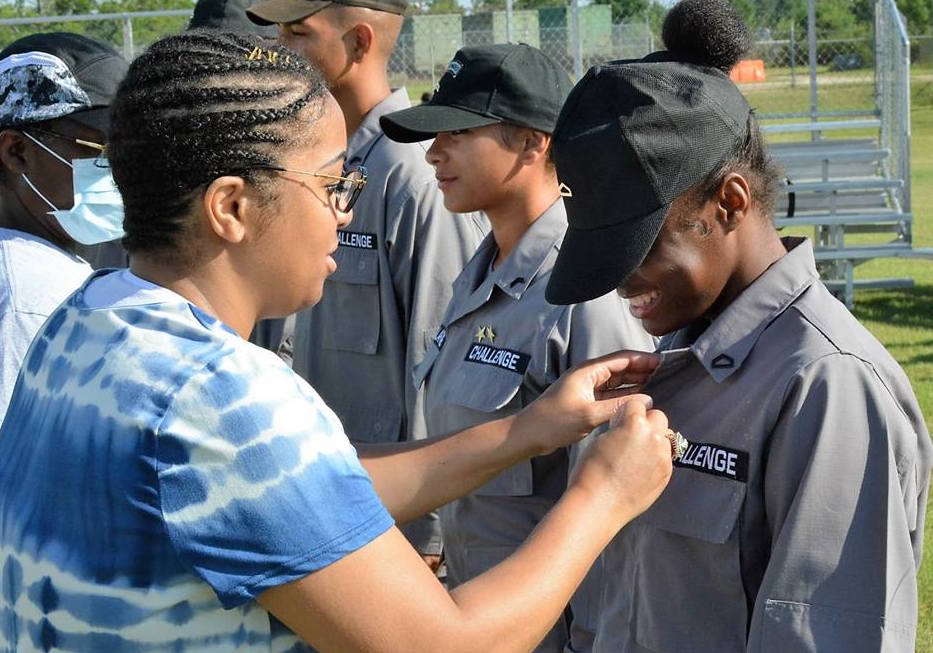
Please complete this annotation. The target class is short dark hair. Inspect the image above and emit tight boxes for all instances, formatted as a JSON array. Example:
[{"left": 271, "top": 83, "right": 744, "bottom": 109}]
[
  {"left": 691, "top": 113, "right": 783, "bottom": 218},
  {"left": 108, "top": 30, "right": 328, "bottom": 257}
]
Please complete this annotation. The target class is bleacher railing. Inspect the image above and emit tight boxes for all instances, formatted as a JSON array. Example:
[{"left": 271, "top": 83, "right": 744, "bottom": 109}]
[{"left": 876, "top": 0, "right": 911, "bottom": 223}]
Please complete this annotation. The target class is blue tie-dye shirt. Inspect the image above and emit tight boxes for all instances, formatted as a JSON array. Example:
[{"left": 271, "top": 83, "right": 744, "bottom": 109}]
[{"left": 0, "top": 269, "right": 394, "bottom": 652}]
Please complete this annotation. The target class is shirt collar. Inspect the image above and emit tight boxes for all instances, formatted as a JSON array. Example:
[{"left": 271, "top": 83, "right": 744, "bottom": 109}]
[
  {"left": 670, "top": 236, "right": 819, "bottom": 383},
  {"left": 445, "top": 199, "right": 565, "bottom": 325},
  {"left": 347, "top": 88, "right": 412, "bottom": 164},
  {"left": 492, "top": 199, "right": 566, "bottom": 299}
]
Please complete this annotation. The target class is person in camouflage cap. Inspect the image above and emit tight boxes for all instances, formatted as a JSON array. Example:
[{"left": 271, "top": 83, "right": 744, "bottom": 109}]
[{"left": 0, "top": 32, "right": 127, "bottom": 423}]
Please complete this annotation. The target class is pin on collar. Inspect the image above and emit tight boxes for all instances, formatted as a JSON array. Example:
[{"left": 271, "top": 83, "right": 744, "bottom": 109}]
[{"left": 558, "top": 182, "right": 572, "bottom": 198}]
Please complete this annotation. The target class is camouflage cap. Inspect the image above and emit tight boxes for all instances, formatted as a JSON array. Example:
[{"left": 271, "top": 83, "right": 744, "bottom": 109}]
[{"left": 0, "top": 33, "right": 128, "bottom": 132}]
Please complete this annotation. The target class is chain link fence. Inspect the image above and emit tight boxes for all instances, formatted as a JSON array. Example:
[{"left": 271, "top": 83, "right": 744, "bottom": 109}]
[
  {"left": 0, "top": 10, "right": 190, "bottom": 60},
  {"left": 389, "top": 1, "right": 896, "bottom": 121},
  {"left": 876, "top": 0, "right": 911, "bottom": 216},
  {"left": 0, "top": 0, "right": 924, "bottom": 121}
]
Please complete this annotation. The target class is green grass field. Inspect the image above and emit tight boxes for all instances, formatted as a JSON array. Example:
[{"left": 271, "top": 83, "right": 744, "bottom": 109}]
[{"left": 406, "top": 72, "right": 933, "bottom": 647}]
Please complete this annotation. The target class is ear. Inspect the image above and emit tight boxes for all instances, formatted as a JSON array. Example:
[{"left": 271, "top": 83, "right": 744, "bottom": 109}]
[
  {"left": 716, "top": 172, "right": 751, "bottom": 233},
  {"left": 0, "top": 130, "right": 29, "bottom": 175},
  {"left": 346, "top": 22, "right": 374, "bottom": 62},
  {"left": 519, "top": 130, "right": 551, "bottom": 166},
  {"left": 201, "top": 176, "right": 255, "bottom": 244}
]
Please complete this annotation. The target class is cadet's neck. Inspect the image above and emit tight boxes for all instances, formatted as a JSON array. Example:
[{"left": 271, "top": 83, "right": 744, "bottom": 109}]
[
  {"left": 332, "top": 70, "right": 392, "bottom": 138},
  {"left": 708, "top": 218, "right": 787, "bottom": 320},
  {"left": 487, "top": 178, "right": 560, "bottom": 268}
]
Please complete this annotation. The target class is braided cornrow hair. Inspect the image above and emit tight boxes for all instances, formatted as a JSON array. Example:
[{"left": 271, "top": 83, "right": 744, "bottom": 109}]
[{"left": 108, "top": 30, "right": 328, "bottom": 255}]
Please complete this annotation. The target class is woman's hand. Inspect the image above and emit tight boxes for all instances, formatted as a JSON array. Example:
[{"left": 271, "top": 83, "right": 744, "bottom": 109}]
[
  {"left": 516, "top": 349, "right": 660, "bottom": 455},
  {"left": 570, "top": 399, "right": 673, "bottom": 527}
]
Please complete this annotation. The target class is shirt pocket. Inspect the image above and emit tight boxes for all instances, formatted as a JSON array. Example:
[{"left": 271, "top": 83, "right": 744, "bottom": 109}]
[
  {"left": 320, "top": 247, "right": 380, "bottom": 354},
  {"left": 436, "top": 363, "right": 524, "bottom": 414},
  {"left": 631, "top": 472, "right": 749, "bottom": 653},
  {"left": 439, "top": 366, "right": 531, "bottom": 497}
]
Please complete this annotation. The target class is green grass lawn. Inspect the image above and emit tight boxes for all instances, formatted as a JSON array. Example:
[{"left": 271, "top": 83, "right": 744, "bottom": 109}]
[{"left": 405, "top": 73, "right": 933, "bottom": 647}]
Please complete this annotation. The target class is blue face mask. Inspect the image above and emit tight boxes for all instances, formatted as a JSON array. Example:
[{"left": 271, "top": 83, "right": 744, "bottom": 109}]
[{"left": 21, "top": 132, "right": 125, "bottom": 245}]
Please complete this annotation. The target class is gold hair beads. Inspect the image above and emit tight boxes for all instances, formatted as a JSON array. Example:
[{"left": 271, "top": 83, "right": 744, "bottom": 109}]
[{"left": 246, "top": 47, "right": 291, "bottom": 65}]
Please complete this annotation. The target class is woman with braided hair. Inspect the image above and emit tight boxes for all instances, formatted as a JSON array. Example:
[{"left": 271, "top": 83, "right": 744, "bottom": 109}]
[{"left": 0, "top": 31, "right": 674, "bottom": 652}]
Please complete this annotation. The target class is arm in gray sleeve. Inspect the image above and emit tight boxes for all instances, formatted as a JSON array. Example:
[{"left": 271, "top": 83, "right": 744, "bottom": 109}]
[
  {"left": 542, "top": 293, "right": 655, "bottom": 653},
  {"left": 749, "top": 353, "right": 928, "bottom": 653},
  {"left": 385, "top": 178, "right": 486, "bottom": 556}
]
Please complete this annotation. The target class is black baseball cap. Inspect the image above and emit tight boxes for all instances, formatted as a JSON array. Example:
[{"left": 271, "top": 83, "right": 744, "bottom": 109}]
[
  {"left": 247, "top": 0, "right": 406, "bottom": 25},
  {"left": 0, "top": 32, "right": 128, "bottom": 133},
  {"left": 190, "top": 0, "right": 279, "bottom": 37},
  {"left": 380, "top": 43, "right": 571, "bottom": 142},
  {"left": 544, "top": 54, "right": 752, "bottom": 306}
]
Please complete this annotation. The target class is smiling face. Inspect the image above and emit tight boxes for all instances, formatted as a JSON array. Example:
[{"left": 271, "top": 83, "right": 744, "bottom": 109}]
[
  {"left": 424, "top": 124, "right": 523, "bottom": 214},
  {"left": 253, "top": 95, "right": 351, "bottom": 316},
  {"left": 618, "top": 191, "right": 739, "bottom": 337}
]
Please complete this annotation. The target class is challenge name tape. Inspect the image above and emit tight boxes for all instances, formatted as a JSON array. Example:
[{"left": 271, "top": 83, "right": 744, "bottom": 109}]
[
  {"left": 337, "top": 230, "right": 377, "bottom": 250},
  {"left": 464, "top": 343, "right": 529, "bottom": 374},
  {"left": 674, "top": 442, "right": 748, "bottom": 482}
]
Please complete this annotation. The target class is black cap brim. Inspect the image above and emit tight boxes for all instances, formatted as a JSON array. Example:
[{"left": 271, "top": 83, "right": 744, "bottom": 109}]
[
  {"left": 380, "top": 104, "right": 500, "bottom": 143},
  {"left": 545, "top": 203, "right": 668, "bottom": 305},
  {"left": 67, "top": 107, "right": 110, "bottom": 134},
  {"left": 246, "top": 0, "right": 330, "bottom": 25}
]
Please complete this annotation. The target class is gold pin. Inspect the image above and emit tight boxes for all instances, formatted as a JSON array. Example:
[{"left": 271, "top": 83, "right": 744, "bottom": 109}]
[
  {"left": 475, "top": 326, "right": 496, "bottom": 343},
  {"left": 667, "top": 430, "right": 689, "bottom": 461},
  {"left": 558, "top": 182, "right": 573, "bottom": 198}
]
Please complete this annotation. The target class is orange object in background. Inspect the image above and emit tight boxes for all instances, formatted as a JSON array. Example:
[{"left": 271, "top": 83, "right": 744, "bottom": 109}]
[{"left": 730, "top": 59, "right": 766, "bottom": 83}]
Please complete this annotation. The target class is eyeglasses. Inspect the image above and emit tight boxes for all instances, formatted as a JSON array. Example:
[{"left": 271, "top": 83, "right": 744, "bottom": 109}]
[
  {"left": 27, "top": 127, "right": 105, "bottom": 157},
  {"left": 257, "top": 164, "right": 367, "bottom": 213},
  {"left": 26, "top": 127, "right": 111, "bottom": 170}
]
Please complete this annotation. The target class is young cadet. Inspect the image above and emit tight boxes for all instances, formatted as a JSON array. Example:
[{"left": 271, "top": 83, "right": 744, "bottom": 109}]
[
  {"left": 381, "top": 44, "right": 655, "bottom": 652},
  {"left": 247, "top": 0, "right": 488, "bottom": 567},
  {"left": 0, "top": 33, "right": 127, "bottom": 423},
  {"left": 544, "top": 1, "right": 933, "bottom": 651}
]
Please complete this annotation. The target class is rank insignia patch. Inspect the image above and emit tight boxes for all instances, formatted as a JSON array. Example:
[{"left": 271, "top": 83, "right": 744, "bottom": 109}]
[{"left": 475, "top": 325, "right": 496, "bottom": 343}]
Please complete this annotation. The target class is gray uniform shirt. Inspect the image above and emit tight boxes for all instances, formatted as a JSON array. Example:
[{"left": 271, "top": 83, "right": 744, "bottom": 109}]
[
  {"left": 592, "top": 237, "right": 932, "bottom": 653},
  {"left": 291, "top": 89, "right": 488, "bottom": 553},
  {"left": 415, "top": 200, "right": 654, "bottom": 651}
]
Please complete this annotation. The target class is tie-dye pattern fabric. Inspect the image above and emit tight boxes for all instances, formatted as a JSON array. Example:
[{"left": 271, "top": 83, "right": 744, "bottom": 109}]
[{"left": 0, "top": 269, "right": 394, "bottom": 652}]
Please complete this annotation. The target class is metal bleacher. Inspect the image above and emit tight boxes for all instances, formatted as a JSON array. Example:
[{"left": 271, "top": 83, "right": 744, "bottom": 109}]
[{"left": 755, "top": 0, "right": 933, "bottom": 308}]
